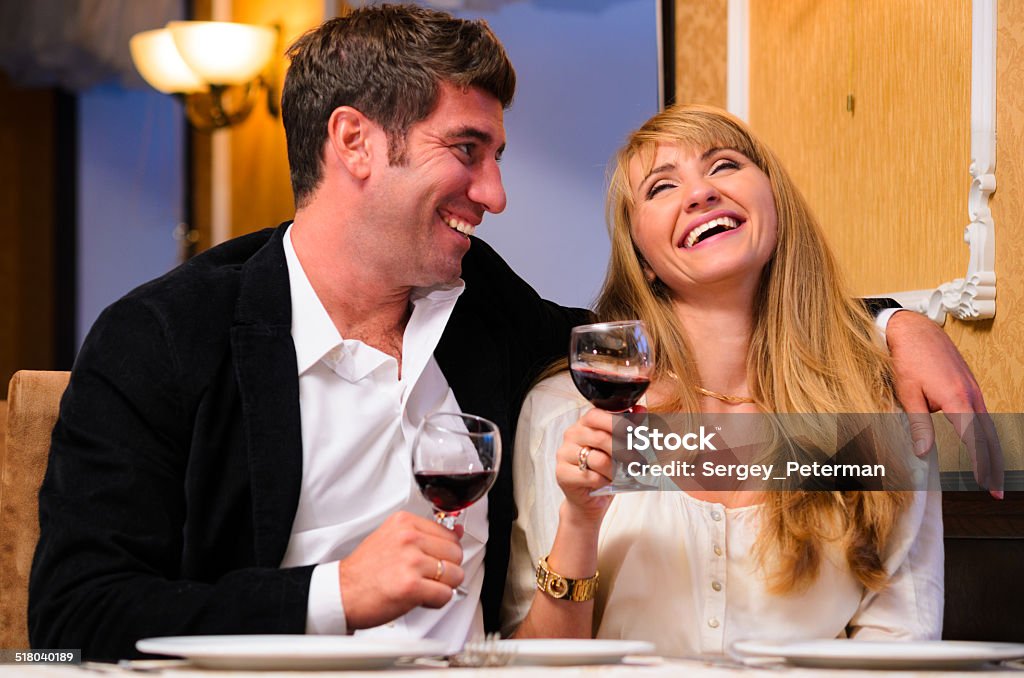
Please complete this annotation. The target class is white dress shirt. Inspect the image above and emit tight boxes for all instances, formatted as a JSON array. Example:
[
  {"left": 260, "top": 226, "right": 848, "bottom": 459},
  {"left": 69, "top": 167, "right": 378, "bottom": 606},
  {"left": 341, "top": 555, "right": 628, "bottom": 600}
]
[
  {"left": 279, "top": 226, "right": 487, "bottom": 652},
  {"left": 502, "top": 373, "right": 944, "bottom": 654},
  {"left": 874, "top": 307, "right": 902, "bottom": 342}
]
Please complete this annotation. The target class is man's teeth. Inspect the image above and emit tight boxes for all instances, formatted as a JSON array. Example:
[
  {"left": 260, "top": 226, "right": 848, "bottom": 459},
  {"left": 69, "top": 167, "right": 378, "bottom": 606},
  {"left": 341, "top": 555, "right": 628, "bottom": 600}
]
[
  {"left": 444, "top": 216, "right": 476, "bottom": 236},
  {"left": 683, "top": 216, "right": 740, "bottom": 248}
]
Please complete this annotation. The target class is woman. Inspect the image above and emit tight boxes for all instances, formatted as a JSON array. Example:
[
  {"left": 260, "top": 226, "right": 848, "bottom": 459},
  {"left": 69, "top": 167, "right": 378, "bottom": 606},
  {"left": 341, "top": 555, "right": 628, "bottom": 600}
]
[{"left": 501, "top": 105, "right": 942, "bottom": 654}]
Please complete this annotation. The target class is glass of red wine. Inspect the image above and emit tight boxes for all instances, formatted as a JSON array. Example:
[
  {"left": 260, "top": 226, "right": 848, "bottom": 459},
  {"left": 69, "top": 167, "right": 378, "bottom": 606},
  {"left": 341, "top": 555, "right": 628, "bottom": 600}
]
[
  {"left": 412, "top": 411, "right": 501, "bottom": 530},
  {"left": 412, "top": 412, "right": 500, "bottom": 598},
  {"left": 570, "top": 320, "right": 654, "bottom": 494}
]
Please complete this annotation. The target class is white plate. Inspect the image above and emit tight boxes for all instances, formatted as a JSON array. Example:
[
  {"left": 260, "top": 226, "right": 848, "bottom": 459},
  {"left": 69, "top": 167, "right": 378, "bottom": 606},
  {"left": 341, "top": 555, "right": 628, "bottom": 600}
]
[
  {"left": 496, "top": 639, "right": 655, "bottom": 666},
  {"left": 136, "top": 635, "right": 447, "bottom": 670},
  {"left": 731, "top": 639, "right": 1024, "bottom": 670}
]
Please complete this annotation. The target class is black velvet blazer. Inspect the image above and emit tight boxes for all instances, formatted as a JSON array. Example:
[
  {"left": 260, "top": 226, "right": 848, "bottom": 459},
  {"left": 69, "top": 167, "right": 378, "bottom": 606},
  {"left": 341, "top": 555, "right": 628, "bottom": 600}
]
[{"left": 29, "top": 224, "right": 588, "bottom": 660}]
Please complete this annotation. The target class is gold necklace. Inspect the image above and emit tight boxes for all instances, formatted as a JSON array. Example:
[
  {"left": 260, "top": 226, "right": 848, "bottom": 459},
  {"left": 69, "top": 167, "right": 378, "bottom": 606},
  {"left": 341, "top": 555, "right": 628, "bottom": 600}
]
[{"left": 695, "top": 385, "right": 755, "bottom": 405}]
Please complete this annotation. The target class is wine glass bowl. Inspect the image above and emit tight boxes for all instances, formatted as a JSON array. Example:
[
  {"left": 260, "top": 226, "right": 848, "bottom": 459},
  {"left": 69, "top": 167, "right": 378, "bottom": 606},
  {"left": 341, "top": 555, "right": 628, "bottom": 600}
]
[
  {"left": 570, "top": 321, "right": 654, "bottom": 412},
  {"left": 412, "top": 412, "right": 501, "bottom": 529}
]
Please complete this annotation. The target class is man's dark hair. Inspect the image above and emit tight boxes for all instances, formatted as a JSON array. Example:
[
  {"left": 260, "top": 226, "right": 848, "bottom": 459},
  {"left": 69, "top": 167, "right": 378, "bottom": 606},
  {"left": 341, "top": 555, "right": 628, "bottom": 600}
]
[{"left": 281, "top": 3, "right": 516, "bottom": 208}]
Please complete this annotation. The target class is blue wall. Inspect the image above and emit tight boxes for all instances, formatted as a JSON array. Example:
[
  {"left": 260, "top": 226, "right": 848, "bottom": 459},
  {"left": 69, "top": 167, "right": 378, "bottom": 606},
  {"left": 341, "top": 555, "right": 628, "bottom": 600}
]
[
  {"left": 77, "top": 85, "right": 184, "bottom": 348},
  {"left": 455, "top": 0, "right": 659, "bottom": 309}
]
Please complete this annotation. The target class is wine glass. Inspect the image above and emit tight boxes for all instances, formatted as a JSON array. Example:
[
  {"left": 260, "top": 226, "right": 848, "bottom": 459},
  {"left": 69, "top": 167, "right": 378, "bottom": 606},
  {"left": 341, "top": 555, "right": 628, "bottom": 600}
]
[
  {"left": 412, "top": 412, "right": 501, "bottom": 530},
  {"left": 412, "top": 412, "right": 500, "bottom": 599},
  {"left": 570, "top": 320, "right": 654, "bottom": 494}
]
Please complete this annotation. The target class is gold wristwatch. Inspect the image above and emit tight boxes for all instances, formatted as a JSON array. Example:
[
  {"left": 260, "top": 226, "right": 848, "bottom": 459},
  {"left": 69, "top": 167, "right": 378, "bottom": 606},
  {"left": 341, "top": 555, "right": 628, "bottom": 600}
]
[{"left": 536, "top": 555, "right": 599, "bottom": 602}]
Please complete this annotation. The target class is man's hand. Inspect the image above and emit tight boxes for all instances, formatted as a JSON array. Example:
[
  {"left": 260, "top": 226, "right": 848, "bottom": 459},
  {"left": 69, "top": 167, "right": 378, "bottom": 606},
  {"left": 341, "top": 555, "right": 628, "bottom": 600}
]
[
  {"left": 338, "top": 511, "right": 464, "bottom": 629},
  {"left": 886, "top": 310, "right": 1004, "bottom": 498}
]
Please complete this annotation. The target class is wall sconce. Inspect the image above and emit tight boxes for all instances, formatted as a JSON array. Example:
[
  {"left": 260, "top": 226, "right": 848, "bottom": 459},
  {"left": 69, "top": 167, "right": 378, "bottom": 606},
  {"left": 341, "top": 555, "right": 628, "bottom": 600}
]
[{"left": 130, "top": 21, "right": 279, "bottom": 132}]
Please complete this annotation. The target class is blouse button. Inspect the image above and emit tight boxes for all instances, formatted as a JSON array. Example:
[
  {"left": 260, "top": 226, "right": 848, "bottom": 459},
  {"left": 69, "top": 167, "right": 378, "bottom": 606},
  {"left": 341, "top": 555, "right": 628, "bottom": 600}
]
[
  {"left": 708, "top": 617, "right": 720, "bottom": 628},
  {"left": 710, "top": 510, "right": 722, "bottom": 522},
  {"left": 711, "top": 580, "right": 722, "bottom": 592},
  {"left": 713, "top": 544, "right": 723, "bottom": 556}
]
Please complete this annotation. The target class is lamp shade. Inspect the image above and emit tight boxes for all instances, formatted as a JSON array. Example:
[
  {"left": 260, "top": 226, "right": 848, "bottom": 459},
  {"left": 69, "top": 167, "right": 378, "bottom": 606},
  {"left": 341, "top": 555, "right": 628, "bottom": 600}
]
[
  {"left": 129, "top": 28, "right": 206, "bottom": 94},
  {"left": 168, "top": 21, "right": 277, "bottom": 86}
]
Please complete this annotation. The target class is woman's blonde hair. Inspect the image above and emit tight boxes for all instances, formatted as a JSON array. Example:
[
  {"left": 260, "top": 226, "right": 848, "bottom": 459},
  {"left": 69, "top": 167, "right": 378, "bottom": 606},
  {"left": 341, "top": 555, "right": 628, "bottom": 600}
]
[{"left": 600, "top": 104, "right": 908, "bottom": 593}]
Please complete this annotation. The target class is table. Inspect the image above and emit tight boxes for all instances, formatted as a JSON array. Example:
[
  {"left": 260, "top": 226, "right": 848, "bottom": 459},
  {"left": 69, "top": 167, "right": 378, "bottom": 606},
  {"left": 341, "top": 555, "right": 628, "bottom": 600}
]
[{"left": 0, "top": 657, "right": 1020, "bottom": 678}]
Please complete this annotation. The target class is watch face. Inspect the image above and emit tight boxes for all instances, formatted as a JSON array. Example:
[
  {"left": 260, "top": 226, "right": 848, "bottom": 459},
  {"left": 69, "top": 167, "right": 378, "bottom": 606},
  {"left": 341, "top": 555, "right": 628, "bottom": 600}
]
[{"left": 546, "top": 575, "right": 569, "bottom": 598}]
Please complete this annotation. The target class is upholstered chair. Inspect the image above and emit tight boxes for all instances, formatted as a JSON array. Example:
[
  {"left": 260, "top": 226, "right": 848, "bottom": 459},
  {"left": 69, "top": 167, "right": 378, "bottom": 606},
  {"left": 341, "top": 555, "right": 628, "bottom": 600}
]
[{"left": 0, "top": 371, "right": 70, "bottom": 648}]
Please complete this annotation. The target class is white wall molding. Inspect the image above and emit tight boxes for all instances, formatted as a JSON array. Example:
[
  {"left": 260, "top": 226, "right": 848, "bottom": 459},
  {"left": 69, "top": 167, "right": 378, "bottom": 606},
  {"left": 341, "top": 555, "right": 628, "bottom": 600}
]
[
  {"left": 876, "top": 0, "right": 997, "bottom": 324},
  {"left": 657, "top": 0, "right": 667, "bottom": 110},
  {"left": 726, "top": 0, "right": 749, "bottom": 121},
  {"left": 209, "top": 0, "right": 232, "bottom": 247}
]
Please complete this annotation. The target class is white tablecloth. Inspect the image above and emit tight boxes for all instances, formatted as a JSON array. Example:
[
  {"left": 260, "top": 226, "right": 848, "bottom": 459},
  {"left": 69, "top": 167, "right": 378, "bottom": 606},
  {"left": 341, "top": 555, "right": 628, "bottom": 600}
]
[{"left": 0, "top": 656, "right": 1019, "bottom": 678}]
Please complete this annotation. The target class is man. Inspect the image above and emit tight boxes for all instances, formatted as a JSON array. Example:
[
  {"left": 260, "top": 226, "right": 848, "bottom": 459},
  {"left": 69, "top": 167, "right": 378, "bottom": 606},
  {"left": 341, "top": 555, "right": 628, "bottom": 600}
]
[{"left": 29, "top": 3, "right": 998, "bottom": 661}]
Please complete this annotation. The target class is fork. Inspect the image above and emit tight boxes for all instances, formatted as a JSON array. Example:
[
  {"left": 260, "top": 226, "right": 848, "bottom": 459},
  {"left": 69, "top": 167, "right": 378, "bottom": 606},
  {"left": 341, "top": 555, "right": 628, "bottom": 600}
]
[{"left": 449, "top": 632, "right": 514, "bottom": 667}]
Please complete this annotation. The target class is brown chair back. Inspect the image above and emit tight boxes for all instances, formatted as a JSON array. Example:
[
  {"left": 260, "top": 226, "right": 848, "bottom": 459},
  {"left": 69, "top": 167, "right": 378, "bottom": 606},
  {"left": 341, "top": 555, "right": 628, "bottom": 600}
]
[
  {"left": 942, "top": 491, "right": 1024, "bottom": 641},
  {"left": 0, "top": 400, "right": 7, "bottom": 472},
  {"left": 0, "top": 370, "right": 69, "bottom": 648}
]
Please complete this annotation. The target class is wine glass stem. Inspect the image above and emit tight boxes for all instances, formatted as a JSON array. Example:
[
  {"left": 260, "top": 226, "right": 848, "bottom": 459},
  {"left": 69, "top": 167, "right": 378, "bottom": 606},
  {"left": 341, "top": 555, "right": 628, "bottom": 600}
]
[
  {"left": 433, "top": 511, "right": 469, "bottom": 598},
  {"left": 435, "top": 511, "right": 459, "bottom": 531}
]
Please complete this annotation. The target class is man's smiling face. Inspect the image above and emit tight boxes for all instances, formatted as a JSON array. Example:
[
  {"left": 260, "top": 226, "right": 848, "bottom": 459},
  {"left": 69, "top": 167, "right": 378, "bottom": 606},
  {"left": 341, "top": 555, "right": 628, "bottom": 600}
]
[{"left": 364, "top": 82, "right": 508, "bottom": 288}]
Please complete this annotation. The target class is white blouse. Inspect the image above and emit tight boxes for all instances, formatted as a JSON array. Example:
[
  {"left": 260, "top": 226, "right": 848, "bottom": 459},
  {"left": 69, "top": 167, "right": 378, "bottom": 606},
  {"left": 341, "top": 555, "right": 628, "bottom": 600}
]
[{"left": 501, "top": 373, "right": 944, "bottom": 655}]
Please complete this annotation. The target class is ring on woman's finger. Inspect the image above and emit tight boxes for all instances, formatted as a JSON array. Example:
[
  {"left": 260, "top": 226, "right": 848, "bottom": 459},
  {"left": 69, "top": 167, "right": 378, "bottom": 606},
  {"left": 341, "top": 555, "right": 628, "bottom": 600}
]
[
  {"left": 433, "top": 558, "right": 445, "bottom": 581},
  {"left": 578, "top": 446, "right": 592, "bottom": 472}
]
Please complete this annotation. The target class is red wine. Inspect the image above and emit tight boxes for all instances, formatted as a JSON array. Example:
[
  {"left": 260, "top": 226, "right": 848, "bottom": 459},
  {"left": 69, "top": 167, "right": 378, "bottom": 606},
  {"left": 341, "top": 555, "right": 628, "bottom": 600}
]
[
  {"left": 570, "top": 367, "right": 650, "bottom": 412},
  {"left": 414, "top": 470, "right": 496, "bottom": 512}
]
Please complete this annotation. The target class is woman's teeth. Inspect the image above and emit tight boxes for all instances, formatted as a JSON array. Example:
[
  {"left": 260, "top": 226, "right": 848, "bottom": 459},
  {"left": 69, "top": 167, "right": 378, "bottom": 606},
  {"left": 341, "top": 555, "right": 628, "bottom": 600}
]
[
  {"left": 444, "top": 216, "right": 476, "bottom": 236},
  {"left": 683, "top": 216, "right": 740, "bottom": 248}
]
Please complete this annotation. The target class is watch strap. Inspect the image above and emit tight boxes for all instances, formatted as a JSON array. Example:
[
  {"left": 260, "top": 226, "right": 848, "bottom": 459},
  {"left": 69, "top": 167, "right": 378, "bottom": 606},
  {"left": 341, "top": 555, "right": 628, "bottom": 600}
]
[{"left": 535, "top": 555, "right": 599, "bottom": 602}]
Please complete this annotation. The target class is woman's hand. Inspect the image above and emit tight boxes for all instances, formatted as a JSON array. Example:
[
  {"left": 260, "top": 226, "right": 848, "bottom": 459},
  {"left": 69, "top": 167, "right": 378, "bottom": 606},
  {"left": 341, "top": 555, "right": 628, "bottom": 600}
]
[
  {"left": 514, "top": 405, "right": 634, "bottom": 641},
  {"left": 555, "top": 407, "right": 617, "bottom": 525}
]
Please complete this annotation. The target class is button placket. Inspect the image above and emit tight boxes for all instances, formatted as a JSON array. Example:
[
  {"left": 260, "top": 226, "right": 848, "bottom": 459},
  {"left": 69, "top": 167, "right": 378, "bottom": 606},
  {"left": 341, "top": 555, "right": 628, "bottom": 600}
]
[{"left": 701, "top": 503, "right": 728, "bottom": 654}]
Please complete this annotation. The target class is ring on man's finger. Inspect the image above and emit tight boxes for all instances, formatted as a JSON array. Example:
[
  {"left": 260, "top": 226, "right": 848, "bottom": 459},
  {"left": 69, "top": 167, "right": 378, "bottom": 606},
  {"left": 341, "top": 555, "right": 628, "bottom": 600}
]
[
  {"left": 578, "top": 446, "right": 592, "bottom": 472},
  {"left": 433, "top": 558, "right": 445, "bottom": 581}
]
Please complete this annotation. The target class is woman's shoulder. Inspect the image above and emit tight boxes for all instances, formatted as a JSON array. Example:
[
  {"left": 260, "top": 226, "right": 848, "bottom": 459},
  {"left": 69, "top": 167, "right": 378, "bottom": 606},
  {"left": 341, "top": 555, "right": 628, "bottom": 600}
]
[
  {"left": 519, "top": 372, "right": 589, "bottom": 425},
  {"left": 526, "top": 372, "right": 587, "bottom": 406}
]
